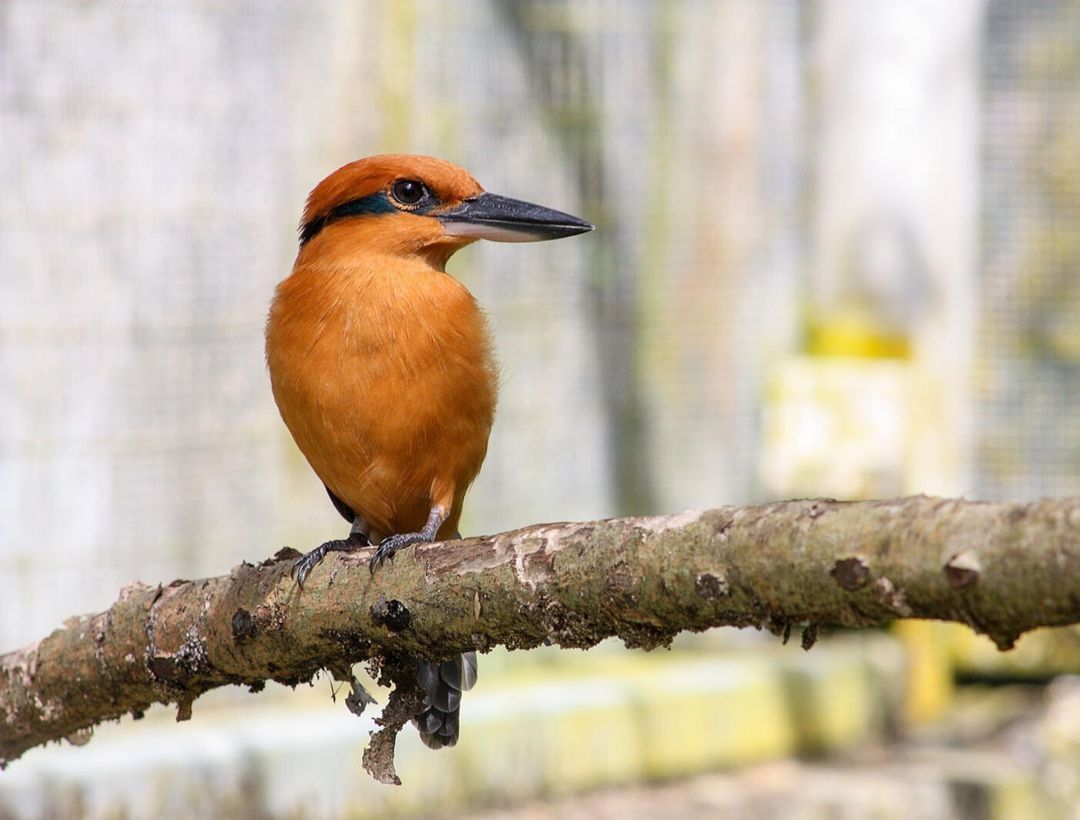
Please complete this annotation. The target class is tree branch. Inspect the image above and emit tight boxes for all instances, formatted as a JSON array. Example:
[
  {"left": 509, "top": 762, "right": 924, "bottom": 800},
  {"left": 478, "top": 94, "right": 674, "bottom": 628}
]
[{"left": 3, "top": 496, "right": 1080, "bottom": 781}]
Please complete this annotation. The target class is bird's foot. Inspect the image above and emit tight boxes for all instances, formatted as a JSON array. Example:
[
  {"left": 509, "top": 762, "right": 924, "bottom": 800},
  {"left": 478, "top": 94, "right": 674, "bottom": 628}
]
[
  {"left": 291, "top": 531, "right": 370, "bottom": 588},
  {"left": 369, "top": 531, "right": 432, "bottom": 574}
]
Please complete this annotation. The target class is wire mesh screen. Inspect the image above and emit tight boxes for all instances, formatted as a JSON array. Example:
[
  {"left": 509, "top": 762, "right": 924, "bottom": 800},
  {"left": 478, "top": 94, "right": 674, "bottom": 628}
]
[
  {"left": 0, "top": 0, "right": 1076, "bottom": 657},
  {"left": 977, "top": 0, "right": 1080, "bottom": 499},
  {"left": 0, "top": 0, "right": 803, "bottom": 650}
]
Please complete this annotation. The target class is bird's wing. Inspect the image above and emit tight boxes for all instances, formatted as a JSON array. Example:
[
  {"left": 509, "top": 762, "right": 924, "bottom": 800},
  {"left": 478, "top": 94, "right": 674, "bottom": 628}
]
[{"left": 325, "top": 484, "right": 356, "bottom": 523}]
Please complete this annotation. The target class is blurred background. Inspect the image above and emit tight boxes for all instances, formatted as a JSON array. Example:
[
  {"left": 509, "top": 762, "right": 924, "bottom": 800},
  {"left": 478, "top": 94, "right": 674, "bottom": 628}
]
[{"left": 2, "top": 0, "right": 1079, "bottom": 817}]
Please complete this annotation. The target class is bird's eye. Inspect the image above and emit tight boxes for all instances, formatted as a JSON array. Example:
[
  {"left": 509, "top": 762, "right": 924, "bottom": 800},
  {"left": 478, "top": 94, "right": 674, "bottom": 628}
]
[{"left": 390, "top": 179, "right": 429, "bottom": 207}]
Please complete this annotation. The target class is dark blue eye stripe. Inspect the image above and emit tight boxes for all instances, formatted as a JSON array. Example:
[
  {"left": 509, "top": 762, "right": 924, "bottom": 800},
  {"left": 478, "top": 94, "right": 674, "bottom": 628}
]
[
  {"left": 332, "top": 192, "right": 397, "bottom": 217},
  {"left": 300, "top": 193, "right": 394, "bottom": 245},
  {"left": 299, "top": 191, "right": 439, "bottom": 246}
]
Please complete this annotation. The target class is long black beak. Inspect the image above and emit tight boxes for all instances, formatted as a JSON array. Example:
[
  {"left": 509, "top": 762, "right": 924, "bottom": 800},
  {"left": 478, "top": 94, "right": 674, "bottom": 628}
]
[{"left": 439, "top": 192, "right": 594, "bottom": 243}]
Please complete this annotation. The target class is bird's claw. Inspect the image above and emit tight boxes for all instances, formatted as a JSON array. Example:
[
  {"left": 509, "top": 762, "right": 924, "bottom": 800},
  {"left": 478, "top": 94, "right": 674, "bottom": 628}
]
[
  {"left": 369, "top": 532, "right": 425, "bottom": 574},
  {"left": 291, "top": 547, "right": 327, "bottom": 588},
  {"left": 291, "top": 531, "right": 370, "bottom": 588}
]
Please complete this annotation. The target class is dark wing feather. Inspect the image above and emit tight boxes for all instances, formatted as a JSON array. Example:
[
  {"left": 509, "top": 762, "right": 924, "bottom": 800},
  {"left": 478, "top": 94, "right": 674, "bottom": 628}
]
[{"left": 325, "top": 485, "right": 355, "bottom": 523}]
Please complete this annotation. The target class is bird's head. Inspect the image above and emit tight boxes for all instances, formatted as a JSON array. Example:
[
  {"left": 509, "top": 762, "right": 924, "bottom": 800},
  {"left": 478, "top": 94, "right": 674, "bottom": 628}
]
[{"left": 297, "top": 154, "right": 593, "bottom": 268}]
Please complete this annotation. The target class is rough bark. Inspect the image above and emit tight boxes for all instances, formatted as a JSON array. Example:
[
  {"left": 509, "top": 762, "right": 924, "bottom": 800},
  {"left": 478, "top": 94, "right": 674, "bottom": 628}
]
[{"left": 3, "top": 496, "right": 1080, "bottom": 781}]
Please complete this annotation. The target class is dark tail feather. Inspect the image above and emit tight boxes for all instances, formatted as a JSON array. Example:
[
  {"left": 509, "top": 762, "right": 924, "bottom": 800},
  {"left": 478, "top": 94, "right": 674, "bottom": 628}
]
[{"left": 413, "top": 652, "right": 478, "bottom": 749}]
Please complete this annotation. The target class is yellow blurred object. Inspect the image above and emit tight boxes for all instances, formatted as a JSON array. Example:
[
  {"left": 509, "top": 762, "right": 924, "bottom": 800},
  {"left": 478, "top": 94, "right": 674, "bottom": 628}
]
[
  {"left": 950, "top": 626, "right": 1080, "bottom": 679},
  {"left": 893, "top": 620, "right": 958, "bottom": 725},
  {"left": 805, "top": 314, "right": 912, "bottom": 360}
]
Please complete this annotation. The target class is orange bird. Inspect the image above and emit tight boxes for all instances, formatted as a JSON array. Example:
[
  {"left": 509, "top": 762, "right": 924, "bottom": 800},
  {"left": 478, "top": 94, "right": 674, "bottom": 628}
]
[{"left": 266, "top": 154, "right": 592, "bottom": 747}]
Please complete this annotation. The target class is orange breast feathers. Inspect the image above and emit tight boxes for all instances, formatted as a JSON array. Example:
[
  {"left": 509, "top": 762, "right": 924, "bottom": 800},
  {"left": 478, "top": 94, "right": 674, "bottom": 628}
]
[{"left": 266, "top": 248, "right": 497, "bottom": 542}]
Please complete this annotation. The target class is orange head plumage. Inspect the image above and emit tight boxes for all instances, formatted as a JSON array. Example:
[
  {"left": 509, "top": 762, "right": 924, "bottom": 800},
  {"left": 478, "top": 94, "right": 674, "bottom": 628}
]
[{"left": 296, "top": 154, "right": 592, "bottom": 269}]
